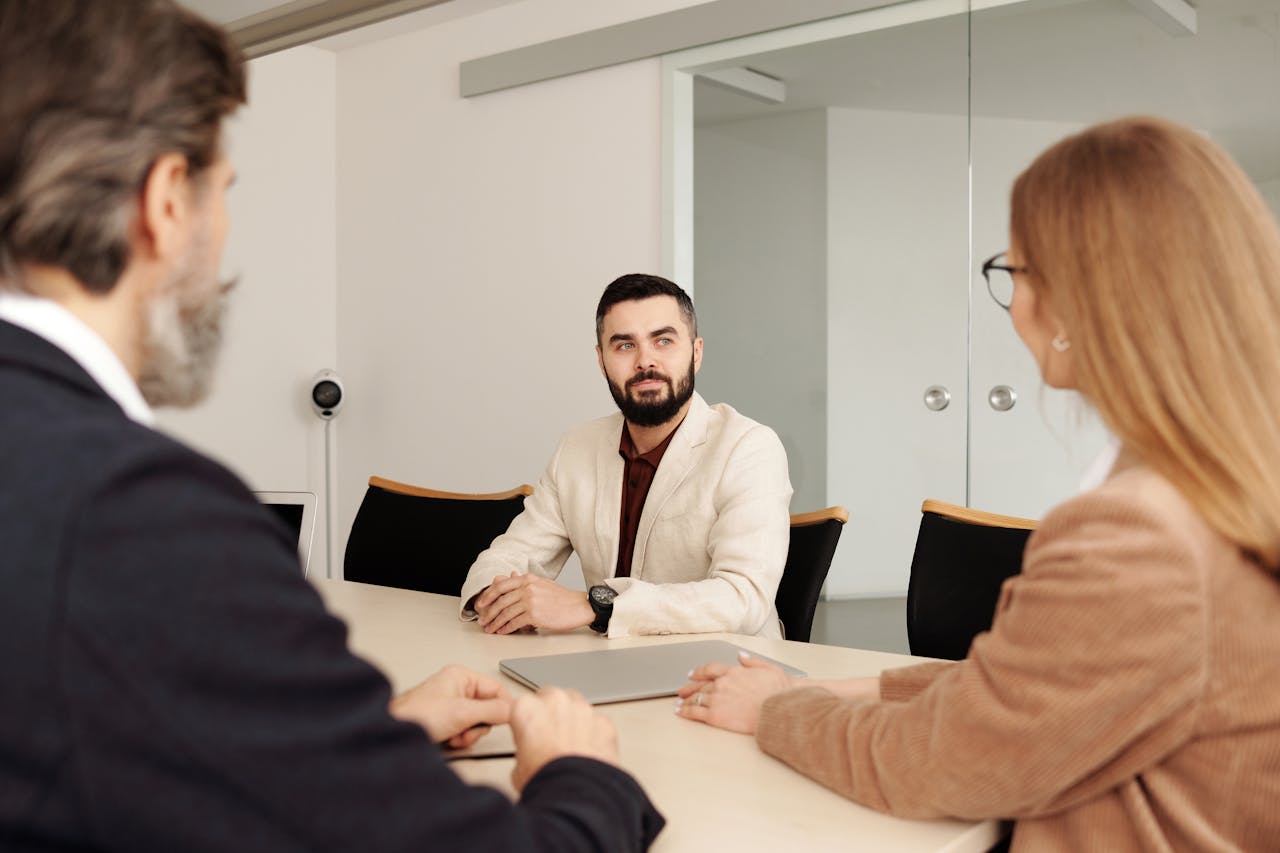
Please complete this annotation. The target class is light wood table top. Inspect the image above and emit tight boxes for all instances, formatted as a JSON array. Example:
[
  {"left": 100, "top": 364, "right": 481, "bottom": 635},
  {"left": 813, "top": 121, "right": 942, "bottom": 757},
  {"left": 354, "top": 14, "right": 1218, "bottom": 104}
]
[{"left": 314, "top": 578, "right": 1002, "bottom": 853}]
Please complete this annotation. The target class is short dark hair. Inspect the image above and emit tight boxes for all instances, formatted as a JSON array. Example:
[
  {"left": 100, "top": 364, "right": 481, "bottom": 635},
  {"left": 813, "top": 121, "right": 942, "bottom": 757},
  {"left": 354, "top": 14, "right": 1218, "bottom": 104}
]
[
  {"left": 595, "top": 273, "right": 698, "bottom": 343},
  {"left": 0, "top": 0, "right": 246, "bottom": 293}
]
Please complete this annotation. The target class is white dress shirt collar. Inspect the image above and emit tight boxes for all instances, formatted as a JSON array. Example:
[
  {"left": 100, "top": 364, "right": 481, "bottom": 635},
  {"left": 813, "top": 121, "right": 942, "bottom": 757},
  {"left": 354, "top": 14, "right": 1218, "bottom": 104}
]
[
  {"left": 0, "top": 290, "right": 154, "bottom": 426},
  {"left": 1079, "top": 434, "right": 1121, "bottom": 493}
]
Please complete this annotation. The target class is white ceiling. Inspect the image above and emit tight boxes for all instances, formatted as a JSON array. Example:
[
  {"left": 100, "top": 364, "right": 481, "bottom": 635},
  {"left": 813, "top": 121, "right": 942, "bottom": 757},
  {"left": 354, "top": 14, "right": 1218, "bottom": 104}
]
[
  {"left": 179, "top": 0, "right": 312, "bottom": 25},
  {"left": 176, "top": 0, "right": 1280, "bottom": 181},
  {"left": 177, "top": 0, "right": 519, "bottom": 52},
  {"left": 695, "top": 0, "right": 1280, "bottom": 181}
]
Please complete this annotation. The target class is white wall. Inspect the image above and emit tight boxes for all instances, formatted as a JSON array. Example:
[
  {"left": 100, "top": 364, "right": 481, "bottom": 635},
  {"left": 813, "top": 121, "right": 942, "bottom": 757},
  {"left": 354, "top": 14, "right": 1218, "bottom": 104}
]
[
  {"left": 155, "top": 1, "right": 1280, "bottom": 597},
  {"left": 157, "top": 1, "right": 719, "bottom": 583},
  {"left": 694, "top": 109, "right": 828, "bottom": 515},
  {"left": 156, "top": 45, "right": 338, "bottom": 574},
  {"left": 331, "top": 1, "right": 708, "bottom": 575}
]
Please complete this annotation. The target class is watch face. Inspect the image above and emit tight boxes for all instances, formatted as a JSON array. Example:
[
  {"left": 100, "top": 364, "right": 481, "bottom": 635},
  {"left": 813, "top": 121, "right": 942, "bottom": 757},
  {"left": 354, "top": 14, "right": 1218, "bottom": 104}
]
[{"left": 590, "top": 585, "right": 616, "bottom": 606}]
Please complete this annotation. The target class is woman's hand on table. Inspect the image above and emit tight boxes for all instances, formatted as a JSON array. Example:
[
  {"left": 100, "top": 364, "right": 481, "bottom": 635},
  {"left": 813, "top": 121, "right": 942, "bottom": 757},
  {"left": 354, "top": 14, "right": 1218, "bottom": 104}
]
[
  {"left": 390, "top": 664, "right": 513, "bottom": 749},
  {"left": 675, "top": 652, "right": 801, "bottom": 735}
]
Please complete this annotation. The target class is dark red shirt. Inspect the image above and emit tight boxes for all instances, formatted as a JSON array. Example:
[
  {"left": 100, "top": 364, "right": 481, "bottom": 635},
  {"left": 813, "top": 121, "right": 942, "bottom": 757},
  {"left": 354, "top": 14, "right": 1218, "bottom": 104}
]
[{"left": 615, "top": 423, "right": 680, "bottom": 578}]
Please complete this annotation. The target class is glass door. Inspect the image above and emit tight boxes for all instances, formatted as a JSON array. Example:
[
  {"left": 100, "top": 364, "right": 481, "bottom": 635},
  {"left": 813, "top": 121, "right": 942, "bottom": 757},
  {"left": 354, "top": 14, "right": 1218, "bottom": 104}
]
[
  {"left": 668, "top": 0, "right": 1280, "bottom": 598},
  {"left": 683, "top": 3, "right": 973, "bottom": 596},
  {"left": 968, "top": 0, "right": 1280, "bottom": 515}
]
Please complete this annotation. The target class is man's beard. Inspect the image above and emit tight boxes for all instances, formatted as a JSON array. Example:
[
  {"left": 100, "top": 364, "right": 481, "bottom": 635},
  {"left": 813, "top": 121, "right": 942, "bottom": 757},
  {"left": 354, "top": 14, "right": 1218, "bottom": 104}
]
[
  {"left": 137, "top": 230, "right": 233, "bottom": 408},
  {"left": 607, "top": 355, "right": 696, "bottom": 428}
]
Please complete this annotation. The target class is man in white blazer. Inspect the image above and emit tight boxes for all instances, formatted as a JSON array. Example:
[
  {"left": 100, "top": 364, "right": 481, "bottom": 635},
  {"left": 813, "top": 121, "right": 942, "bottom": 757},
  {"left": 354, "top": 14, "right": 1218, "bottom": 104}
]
[{"left": 461, "top": 274, "right": 792, "bottom": 639}]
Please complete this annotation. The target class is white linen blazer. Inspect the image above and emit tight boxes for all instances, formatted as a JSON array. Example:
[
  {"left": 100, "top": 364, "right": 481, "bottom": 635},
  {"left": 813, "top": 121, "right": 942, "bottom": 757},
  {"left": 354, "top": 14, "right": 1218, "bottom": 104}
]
[{"left": 458, "top": 393, "right": 792, "bottom": 638}]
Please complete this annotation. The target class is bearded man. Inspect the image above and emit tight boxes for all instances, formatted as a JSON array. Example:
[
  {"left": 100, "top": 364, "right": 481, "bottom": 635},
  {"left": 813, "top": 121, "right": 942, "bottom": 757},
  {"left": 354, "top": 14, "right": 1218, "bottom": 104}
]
[{"left": 462, "top": 274, "right": 793, "bottom": 639}]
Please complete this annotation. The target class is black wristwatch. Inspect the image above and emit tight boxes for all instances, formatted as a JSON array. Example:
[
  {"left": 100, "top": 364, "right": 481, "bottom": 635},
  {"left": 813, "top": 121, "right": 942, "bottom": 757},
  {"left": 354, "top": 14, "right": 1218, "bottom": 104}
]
[{"left": 588, "top": 584, "right": 618, "bottom": 633}]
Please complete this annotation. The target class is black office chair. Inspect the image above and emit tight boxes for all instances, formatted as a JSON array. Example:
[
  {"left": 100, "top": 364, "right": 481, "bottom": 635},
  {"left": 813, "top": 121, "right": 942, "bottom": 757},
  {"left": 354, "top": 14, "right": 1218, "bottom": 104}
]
[
  {"left": 906, "top": 499, "right": 1037, "bottom": 661},
  {"left": 775, "top": 507, "right": 849, "bottom": 642},
  {"left": 343, "top": 476, "right": 532, "bottom": 596}
]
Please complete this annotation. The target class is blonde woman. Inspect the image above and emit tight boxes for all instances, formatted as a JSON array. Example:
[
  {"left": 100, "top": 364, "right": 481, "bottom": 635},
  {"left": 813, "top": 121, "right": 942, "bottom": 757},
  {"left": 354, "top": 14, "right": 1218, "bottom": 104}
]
[{"left": 677, "top": 117, "right": 1280, "bottom": 851}]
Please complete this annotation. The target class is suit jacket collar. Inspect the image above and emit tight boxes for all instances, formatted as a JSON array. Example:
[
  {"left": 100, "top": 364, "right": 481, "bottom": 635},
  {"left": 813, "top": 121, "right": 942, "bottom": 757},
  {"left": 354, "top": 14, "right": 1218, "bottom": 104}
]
[
  {"left": 0, "top": 318, "right": 126, "bottom": 418},
  {"left": 0, "top": 293, "right": 152, "bottom": 424}
]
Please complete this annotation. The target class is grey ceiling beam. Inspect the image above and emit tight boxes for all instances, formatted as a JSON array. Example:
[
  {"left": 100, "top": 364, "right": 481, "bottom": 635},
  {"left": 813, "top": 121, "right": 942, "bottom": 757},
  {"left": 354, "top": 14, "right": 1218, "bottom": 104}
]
[
  {"left": 459, "top": 0, "right": 897, "bottom": 98},
  {"left": 229, "top": 0, "right": 455, "bottom": 59}
]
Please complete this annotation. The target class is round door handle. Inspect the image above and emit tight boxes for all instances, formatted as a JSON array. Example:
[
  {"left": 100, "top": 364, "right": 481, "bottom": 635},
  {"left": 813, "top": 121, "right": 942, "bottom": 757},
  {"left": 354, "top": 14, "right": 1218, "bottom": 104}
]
[
  {"left": 923, "top": 385, "right": 950, "bottom": 412},
  {"left": 988, "top": 385, "right": 1017, "bottom": 412}
]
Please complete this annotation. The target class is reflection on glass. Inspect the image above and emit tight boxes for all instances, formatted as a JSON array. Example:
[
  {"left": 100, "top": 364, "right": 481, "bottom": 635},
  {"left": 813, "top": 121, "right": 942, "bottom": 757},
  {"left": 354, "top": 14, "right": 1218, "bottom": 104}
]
[{"left": 687, "top": 0, "right": 1280, "bottom": 597}]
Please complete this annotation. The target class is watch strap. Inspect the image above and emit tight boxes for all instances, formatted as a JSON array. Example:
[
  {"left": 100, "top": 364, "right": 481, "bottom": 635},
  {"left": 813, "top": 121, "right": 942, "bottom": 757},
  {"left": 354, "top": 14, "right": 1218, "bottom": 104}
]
[{"left": 588, "top": 584, "right": 617, "bottom": 633}]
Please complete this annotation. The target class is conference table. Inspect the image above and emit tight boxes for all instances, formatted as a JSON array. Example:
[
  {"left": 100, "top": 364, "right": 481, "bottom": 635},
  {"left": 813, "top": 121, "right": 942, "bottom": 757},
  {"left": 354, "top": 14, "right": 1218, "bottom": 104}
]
[{"left": 313, "top": 578, "right": 1004, "bottom": 852}]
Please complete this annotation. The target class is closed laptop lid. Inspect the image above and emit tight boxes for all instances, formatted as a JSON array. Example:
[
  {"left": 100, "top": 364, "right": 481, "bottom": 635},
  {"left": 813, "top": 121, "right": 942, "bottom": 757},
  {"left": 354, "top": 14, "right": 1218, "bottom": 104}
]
[{"left": 499, "top": 639, "right": 806, "bottom": 705}]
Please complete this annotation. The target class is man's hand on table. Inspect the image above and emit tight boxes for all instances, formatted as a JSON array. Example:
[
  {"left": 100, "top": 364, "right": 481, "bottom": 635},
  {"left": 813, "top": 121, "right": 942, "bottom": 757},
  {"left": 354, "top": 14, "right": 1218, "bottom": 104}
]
[
  {"left": 474, "top": 572, "right": 594, "bottom": 634},
  {"left": 509, "top": 687, "right": 620, "bottom": 791},
  {"left": 390, "top": 664, "right": 513, "bottom": 748}
]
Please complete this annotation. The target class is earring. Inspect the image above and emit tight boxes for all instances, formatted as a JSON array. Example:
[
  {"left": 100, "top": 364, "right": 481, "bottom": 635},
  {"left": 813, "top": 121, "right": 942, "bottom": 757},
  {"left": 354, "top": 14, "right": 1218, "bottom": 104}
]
[{"left": 1051, "top": 334, "right": 1071, "bottom": 353}]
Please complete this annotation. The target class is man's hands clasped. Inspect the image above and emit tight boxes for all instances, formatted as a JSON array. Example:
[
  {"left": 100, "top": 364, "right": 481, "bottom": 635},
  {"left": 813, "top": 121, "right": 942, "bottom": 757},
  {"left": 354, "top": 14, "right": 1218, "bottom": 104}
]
[
  {"left": 474, "top": 572, "right": 595, "bottom": 634},
  {"left": 390, "top": 664, "right": 513, "bottom": 749},
  {"left": 509, "top": 687, "right": 620, "bottom": 790},
  {"left": 392, "top": 666, "right": 621, "bottom": 792}
]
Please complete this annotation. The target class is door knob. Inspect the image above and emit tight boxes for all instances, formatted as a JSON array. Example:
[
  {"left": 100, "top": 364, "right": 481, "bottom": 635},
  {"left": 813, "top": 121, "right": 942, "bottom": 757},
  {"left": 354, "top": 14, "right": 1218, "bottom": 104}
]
[
  {"left": 988, "top": 385, "right": 1017, "bottom": 412},
  {"left": 923, "top": 385, "right": 950, "bottom": 412}
]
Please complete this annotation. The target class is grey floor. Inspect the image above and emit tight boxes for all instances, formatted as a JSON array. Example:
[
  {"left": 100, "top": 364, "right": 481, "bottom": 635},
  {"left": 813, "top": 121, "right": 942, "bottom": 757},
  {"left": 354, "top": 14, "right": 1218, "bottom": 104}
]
[{"left": 810, "top": 596, "right": 909, "bottom": 654}]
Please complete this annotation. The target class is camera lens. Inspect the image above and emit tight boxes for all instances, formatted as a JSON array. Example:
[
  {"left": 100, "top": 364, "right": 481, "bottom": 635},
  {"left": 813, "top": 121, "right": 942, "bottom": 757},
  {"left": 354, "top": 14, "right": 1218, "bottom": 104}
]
[{"left": 312, "top": 380, "right": 341, "bottom": 409}]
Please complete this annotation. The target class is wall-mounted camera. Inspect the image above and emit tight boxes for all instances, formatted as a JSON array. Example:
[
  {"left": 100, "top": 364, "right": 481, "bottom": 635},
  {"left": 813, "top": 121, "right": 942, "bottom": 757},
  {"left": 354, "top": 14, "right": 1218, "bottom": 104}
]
[{"left": 310, "top": 370, "right": 344, "bottom": 419}]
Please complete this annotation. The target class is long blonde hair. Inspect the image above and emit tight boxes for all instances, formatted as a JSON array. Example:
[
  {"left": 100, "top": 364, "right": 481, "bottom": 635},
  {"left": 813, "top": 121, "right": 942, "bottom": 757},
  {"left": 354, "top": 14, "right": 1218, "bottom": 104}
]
[{"left": 1011, "top": 116, "right": 1280, "bottom": 570}]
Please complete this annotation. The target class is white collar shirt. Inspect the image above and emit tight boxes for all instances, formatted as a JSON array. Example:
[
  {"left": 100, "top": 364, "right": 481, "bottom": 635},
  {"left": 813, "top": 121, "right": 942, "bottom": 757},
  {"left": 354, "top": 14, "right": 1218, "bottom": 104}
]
[{"left": 1079, "top": 433, "right": 1121, "bottom": 493}]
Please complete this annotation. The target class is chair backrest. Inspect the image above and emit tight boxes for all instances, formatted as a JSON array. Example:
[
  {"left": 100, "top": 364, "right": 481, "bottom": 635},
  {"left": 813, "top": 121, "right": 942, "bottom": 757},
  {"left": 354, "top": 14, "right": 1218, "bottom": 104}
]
[
  {"left": 775, "top": 507, "right": 849, "bottom": 642},
  {"left": 906, "top": 499, "right": 1037, "bottom": 661},
  {"left": 343, "top": 476, "right": 533, "bottom": 596}
]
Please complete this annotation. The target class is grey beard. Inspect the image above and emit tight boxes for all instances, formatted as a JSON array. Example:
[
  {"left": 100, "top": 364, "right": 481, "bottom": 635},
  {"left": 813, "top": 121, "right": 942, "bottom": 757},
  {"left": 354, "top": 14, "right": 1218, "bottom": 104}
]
[{"left": 137, "top": 270, "right": 232, "bottom": 408}]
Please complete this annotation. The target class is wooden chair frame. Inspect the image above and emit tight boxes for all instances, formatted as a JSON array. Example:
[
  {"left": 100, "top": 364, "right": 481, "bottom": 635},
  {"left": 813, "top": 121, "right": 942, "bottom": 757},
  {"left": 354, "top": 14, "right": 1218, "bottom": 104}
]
[
  {"left": 368, "top": 475, "right": 533, "bottom": 502},
  {"left": 790, "top": 506, "right": 850, "bottom": 528},
  {"left": 920, "top": 499, "right": 1037, "bottom": 531}
]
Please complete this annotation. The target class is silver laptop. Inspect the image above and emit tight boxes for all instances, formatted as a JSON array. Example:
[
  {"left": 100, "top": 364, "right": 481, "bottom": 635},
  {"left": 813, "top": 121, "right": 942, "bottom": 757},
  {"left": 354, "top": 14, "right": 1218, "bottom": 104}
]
[
  {"left": 499, "top": 639, "right": 806, "bottom": 705},
  {"left": 255, "top": 491, "right": 318, "bottom": 576}
]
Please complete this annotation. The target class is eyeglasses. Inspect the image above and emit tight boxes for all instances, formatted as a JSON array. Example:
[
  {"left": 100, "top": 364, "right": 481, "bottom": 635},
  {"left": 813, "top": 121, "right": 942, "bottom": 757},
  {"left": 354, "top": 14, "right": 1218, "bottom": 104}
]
[{"left": 980, "top": 252, "right": 1028, "bottom": 311}]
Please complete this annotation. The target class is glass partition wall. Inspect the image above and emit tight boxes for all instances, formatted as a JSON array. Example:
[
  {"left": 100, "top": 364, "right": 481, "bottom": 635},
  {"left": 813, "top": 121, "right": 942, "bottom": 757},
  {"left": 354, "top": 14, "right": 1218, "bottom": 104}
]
[{"left": 665, "top": 0, "right": 1280, "bottom": 598}]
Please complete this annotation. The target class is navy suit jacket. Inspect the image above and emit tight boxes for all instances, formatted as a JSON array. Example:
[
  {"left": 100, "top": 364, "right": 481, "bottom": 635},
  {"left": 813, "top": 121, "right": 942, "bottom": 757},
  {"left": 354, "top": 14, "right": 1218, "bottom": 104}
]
[{"left": 0, "top": 318, "right": 663, "bottom": 851}]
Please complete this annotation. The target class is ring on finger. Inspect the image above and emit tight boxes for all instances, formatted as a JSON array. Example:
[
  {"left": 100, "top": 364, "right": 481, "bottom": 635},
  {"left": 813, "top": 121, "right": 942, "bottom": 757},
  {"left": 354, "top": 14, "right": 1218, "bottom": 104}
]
[{"left": 694, "top": 691, "right": 703, "bottom": 707}]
